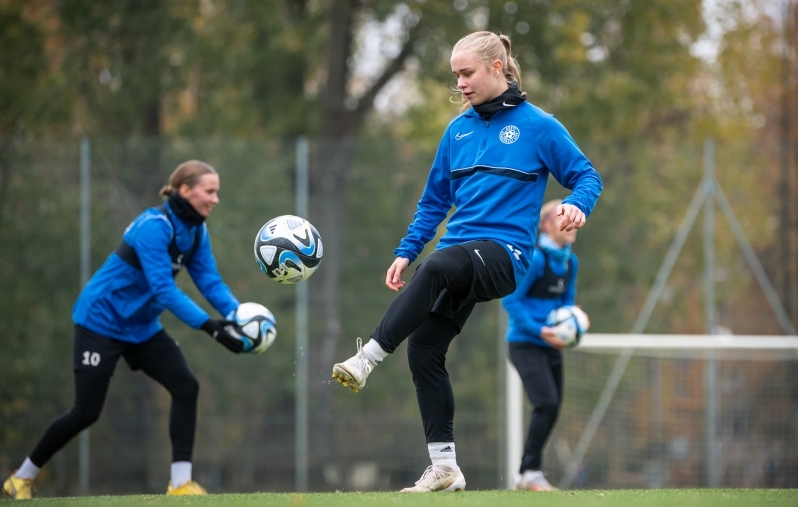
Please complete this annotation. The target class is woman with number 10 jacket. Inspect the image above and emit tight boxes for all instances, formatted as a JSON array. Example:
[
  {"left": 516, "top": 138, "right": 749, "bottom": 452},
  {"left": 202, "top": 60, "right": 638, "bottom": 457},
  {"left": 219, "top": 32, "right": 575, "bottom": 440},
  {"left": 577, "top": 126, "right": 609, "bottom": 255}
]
[{"left": 4, "top": 161, "right": 245, "bottom": 499}]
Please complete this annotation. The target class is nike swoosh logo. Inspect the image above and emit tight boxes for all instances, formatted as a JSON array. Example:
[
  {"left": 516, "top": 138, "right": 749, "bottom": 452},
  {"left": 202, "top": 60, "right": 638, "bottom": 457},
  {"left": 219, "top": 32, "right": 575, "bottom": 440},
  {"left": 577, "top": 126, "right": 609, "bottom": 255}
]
[
  {"left": 502, "top": 101, "right": 517, "bottom": 107},
  {"left": 474, "top": 249, "right": 485, "bottom": 266},
  {"left": 455, "top": 131, "right": 473, "bottom": 140}
]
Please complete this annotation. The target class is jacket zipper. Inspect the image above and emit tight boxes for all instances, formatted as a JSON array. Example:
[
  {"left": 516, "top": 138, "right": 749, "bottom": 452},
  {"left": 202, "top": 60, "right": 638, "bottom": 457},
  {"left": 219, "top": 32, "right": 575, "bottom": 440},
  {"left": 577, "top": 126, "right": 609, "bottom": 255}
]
[{"left": 479, "top": 118, "right": 490, "bottom": 153}]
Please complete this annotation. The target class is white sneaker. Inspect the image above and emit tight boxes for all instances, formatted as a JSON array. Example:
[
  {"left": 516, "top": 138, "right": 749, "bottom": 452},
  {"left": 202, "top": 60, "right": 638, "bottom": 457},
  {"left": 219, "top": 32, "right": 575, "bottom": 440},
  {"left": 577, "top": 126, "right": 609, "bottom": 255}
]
[
  {"left": 400, "top": 465, "right": 466, "bottom": 493},
  {"left": 332, "top": 338, "right": 374, "bottom": 392},
  {"left": 515, "top": 470, "right": 558, "bottom": 491}
]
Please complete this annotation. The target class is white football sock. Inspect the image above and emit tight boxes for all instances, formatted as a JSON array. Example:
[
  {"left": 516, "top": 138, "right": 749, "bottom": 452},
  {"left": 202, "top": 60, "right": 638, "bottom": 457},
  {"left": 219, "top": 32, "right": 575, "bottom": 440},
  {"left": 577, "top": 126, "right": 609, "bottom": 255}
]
[
  {"left": 362, "top": 339, "right": 389, "bottom": 365},
  {"left": 171, "top": 461, "right": 192, "bottom": 488},
  {"left": 15, "top": 457, "right": 40, "bottom": 480},
  {"left": 523, "top": 469, "right": 544, "bottom": 482},
  {"left": 428, "top": 442, "right": 458, "bottom": 470}
]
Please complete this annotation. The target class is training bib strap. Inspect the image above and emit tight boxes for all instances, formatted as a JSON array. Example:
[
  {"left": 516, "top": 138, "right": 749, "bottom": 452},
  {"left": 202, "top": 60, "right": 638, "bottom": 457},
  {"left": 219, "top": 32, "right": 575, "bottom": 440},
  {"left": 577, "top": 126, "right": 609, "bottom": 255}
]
[
  {"left": 115, "top": 206, "right": 201, "bottom": 278},
  {"left": 525, "top": 249, "right": 572, "bottom": 299}
]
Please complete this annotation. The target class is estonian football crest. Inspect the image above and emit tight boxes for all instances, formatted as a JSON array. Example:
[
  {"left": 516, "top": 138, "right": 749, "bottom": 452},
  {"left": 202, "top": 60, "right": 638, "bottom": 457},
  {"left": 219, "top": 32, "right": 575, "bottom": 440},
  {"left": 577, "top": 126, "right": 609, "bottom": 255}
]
[{"left": 499, "top": 125, "right": 521, "bottom": 144}]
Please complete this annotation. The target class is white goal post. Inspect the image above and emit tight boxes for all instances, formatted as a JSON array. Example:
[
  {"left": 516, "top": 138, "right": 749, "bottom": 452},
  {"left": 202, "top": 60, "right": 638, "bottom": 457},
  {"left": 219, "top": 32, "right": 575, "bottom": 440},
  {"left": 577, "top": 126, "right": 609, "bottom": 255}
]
[
  {"left": 504, "top": 333, "right": 798, "bottom": 489},
  {"left": 579, "top": 334, "right": 798, "bottom": 351}
]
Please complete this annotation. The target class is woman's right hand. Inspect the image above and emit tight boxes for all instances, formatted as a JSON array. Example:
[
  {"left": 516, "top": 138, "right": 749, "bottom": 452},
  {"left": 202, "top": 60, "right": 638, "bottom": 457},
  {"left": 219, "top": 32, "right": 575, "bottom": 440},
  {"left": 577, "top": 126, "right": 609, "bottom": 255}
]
[
  {"left": 540, "top": 326, "right": 566, "bottom": 350},
  {"left": 385, "top": 257, "right": 410, "bottom": 291}
]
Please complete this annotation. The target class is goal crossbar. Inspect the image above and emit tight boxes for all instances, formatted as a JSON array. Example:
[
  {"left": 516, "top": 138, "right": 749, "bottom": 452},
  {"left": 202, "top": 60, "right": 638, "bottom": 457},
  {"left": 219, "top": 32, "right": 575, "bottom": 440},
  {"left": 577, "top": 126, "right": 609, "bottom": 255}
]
[{"left": 578, "top": 333, "right": 798, "bottom": 350}]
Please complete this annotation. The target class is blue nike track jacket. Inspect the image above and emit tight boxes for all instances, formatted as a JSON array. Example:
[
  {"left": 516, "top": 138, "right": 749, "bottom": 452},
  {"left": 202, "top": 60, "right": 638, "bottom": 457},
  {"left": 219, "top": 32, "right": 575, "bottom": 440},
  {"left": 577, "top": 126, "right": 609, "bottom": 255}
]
[
  {"left": 394, "top": 102, "right": 602, "bottom": 285},
  {"left": 72, "top": 203, "right": 239, "bottom": 343},
  {"left": 502, "top": 248, "right": 578, "bottom": 347}
]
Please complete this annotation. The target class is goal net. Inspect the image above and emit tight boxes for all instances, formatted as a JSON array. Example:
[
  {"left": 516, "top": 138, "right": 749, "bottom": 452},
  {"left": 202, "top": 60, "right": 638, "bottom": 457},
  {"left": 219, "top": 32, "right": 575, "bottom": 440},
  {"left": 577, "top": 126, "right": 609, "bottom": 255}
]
[{"left": 504, "top": 333, "right": 798, "bottom": 489}]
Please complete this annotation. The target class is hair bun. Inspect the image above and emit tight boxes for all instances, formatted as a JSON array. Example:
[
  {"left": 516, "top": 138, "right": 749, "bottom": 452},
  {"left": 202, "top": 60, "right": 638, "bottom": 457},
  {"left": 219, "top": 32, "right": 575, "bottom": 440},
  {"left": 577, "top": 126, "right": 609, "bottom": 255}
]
[{"left": 161, "top": 160, "right": 216, "bottom": 198}]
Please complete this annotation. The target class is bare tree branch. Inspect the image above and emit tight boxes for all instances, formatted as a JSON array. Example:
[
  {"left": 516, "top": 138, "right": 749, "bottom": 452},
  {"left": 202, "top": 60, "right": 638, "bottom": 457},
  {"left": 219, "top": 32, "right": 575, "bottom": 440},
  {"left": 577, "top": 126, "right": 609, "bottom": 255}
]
[{"left": 350, "top": 13, "right": 424, "bottom": 127}]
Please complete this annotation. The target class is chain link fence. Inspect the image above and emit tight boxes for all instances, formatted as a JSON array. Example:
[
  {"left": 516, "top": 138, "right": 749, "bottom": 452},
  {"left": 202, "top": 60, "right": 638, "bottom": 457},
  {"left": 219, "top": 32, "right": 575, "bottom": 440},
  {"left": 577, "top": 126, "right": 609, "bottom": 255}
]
[{"left": 0, "top": 136, "right": 795, "bottom": 495}]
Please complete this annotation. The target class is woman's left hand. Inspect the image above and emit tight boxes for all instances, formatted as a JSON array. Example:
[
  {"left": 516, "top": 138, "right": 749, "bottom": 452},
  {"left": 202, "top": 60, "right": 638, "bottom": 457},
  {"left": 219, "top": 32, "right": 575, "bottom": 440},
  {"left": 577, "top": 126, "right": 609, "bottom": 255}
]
[
  {"left": 556, "top": 204, "right": 586, "bottom": 232},
  {"left": 385, "top": 257, "right": 410, "bottom": 291}
]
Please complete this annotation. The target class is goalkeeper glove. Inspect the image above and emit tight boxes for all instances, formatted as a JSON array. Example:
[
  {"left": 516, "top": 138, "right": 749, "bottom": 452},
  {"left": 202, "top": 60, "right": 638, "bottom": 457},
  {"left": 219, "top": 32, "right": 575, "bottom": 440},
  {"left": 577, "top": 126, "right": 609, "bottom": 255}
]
[{"left": 200, "top": 319, "right": 243, "bottom": 354}]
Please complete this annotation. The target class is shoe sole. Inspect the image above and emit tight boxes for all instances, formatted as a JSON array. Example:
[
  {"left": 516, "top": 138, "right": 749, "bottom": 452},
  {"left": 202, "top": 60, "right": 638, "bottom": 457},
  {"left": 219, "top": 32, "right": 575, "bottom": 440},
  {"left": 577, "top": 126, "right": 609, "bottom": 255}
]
[
  {"left": 444, "top": 477, "right": 467, "bottom": 492},
  {"left": 400, "top": 485, "right": 465, "bottom": 492},
  {"left": 3, "top": 481, "right": 29, "bottom": 500},
  {"left": 516, "top": 484, "right": 557, "bottom": 492},
  {"left": 400, "top": 476, "right": 466, "bottom": 493},
  {"left": 332, "top": 365, "right": 362, "bottom": 392}
]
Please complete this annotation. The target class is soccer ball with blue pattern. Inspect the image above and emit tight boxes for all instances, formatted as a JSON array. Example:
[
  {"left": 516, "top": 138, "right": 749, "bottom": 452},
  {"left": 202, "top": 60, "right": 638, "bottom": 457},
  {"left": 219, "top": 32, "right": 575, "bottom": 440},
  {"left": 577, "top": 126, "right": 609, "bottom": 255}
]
[
  {"left": 545, "top": 306, "right": 589, "bottom": 349},
  {"left": 254, "top": 215, "right": 323, "bottom": 284},
  {"left": 225, "top": 302, "right": 277, "bottom": 354}
]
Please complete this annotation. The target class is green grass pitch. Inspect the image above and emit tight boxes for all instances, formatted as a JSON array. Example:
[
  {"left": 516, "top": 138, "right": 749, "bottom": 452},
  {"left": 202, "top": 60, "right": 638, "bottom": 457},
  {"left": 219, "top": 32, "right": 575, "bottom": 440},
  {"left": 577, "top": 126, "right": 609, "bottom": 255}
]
[{"left": 12, "top": 489, "right": 797, "bottom": 507}]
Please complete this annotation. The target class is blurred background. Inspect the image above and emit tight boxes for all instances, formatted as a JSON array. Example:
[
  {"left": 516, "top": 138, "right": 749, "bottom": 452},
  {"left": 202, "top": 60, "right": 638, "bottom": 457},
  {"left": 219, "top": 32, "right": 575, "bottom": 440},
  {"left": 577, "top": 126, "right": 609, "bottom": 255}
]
[{"left": 0, "top": 0, "right": 796, "bottom": 496}]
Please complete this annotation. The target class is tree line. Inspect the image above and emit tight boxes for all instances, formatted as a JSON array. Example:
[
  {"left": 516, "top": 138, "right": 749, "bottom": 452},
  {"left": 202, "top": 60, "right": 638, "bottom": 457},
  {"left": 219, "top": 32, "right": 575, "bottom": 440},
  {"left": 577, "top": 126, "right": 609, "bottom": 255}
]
[{"left": 1, "top": 0, "right": 796, "bottom": 493}]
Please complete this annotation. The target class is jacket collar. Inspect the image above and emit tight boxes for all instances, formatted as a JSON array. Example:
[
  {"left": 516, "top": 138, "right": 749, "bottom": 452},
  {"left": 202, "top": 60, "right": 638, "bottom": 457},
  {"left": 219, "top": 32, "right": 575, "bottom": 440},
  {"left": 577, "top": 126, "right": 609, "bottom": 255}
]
[
  {"left": 472, "top": 85, "right": 526, "bottom": 121},
  {"left": 462, "top": 104, "right": 521, "bottom": 120}
]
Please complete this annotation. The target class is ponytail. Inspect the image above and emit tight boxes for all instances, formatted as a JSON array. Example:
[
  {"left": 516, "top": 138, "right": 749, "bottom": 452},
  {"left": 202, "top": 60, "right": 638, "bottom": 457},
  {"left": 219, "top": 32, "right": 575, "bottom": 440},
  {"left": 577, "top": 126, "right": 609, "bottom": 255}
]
[{"left": 498, "top": 34, "right": 523, "bottom": 92}]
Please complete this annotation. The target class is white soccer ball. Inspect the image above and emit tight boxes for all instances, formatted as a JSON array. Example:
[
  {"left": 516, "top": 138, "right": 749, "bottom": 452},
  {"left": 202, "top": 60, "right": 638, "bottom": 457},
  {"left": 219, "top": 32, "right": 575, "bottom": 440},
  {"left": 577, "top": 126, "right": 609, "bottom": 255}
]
[
  {"left": 225, "top": 302, "right": 277, "bottom": 354},
  {"left": 545, "top": 305, "right": 589, "bottom": 349},
  {"left": 254, "top": 215, "right": 323, "bottom": 284}
]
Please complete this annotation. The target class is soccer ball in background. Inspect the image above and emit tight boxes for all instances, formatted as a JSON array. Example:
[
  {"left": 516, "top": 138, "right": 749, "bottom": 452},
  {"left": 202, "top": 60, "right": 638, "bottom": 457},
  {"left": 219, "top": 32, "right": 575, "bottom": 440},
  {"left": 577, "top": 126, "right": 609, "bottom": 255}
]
[
  {"left": 225, "top": 302, "right": 277, "bottom": 354},
  {"left": 254, "top": 215, "right": 323, "bottom": 284},
  {"left": 545, "top": 306, "right": 590, "bottom": 349}
]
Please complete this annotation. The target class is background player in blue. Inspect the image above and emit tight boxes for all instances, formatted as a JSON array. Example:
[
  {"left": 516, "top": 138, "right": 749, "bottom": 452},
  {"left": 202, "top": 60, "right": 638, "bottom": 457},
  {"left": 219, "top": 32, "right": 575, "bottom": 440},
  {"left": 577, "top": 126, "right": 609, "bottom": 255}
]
[
  {"left": 3, "top": 161, "right": 245, "bottom": 499},
  {"left": 502, "top": 199, "right": 590, "bottom": 491},
  {"left": 331, "top": 31, "right": 602, "bottom": 492}
]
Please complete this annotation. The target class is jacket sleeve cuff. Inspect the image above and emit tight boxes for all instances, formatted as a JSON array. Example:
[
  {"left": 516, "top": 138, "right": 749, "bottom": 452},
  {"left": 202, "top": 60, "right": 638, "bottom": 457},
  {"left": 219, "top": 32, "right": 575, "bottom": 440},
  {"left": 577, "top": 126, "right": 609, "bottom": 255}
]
[
  {"left": 393, "top": 249, "right": 417, "bottom": 263},
  {"left": 190, "top": 310, "right": 211, "bottom": 329},
  {"left": 561, "top": 197, "right": 587, "bottom": 214}
]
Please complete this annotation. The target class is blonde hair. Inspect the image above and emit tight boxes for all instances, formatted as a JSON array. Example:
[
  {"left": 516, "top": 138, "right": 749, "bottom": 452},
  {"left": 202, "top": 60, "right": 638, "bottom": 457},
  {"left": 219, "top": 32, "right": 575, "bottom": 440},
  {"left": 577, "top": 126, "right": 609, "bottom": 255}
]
[
  {"left": 452, "top": 31, "right": 525, "bottom": 112},
  {"left": 539, "top": 199, "right": 562, "bottom": 229},
  {"left": 159, "top": 160, "right": 216, "bottom": 197}
]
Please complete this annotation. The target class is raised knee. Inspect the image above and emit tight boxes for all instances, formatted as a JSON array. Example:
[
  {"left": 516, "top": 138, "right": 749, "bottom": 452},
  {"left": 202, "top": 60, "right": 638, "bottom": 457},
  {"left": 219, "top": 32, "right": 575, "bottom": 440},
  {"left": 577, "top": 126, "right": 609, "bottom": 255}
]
[{"left": 417, "top": 251, "right": 457, "bottom": 278}]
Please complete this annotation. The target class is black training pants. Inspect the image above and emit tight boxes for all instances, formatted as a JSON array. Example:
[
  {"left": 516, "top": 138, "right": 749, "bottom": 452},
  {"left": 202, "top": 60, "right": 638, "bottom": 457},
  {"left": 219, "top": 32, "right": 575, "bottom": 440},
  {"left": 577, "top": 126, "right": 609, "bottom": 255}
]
[
  {"left": 509, "top": 342, "right": 563, "bottom": 472},
  {"left": 372, "top": 240, "right": 516, "bottom": 443},
  {"left": 29, "top": 328, "right": 199, "bottom": 467}
]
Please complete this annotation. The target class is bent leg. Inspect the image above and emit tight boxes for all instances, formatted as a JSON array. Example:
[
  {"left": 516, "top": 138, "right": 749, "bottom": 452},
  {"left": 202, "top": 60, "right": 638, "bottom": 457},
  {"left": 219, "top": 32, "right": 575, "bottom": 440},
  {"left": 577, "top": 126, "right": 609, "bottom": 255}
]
[
  {"left": 373, "top": 247, "right": 472, "bottom": 353},
  {"left": 509, "top": 343, "right": 562, "bottom": 472},
  {"left": 132, "top": 333, "right": 199, "bottom": 463},
  {"left": 28, "top": 371, "right": 111, "bottom": 467}
]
